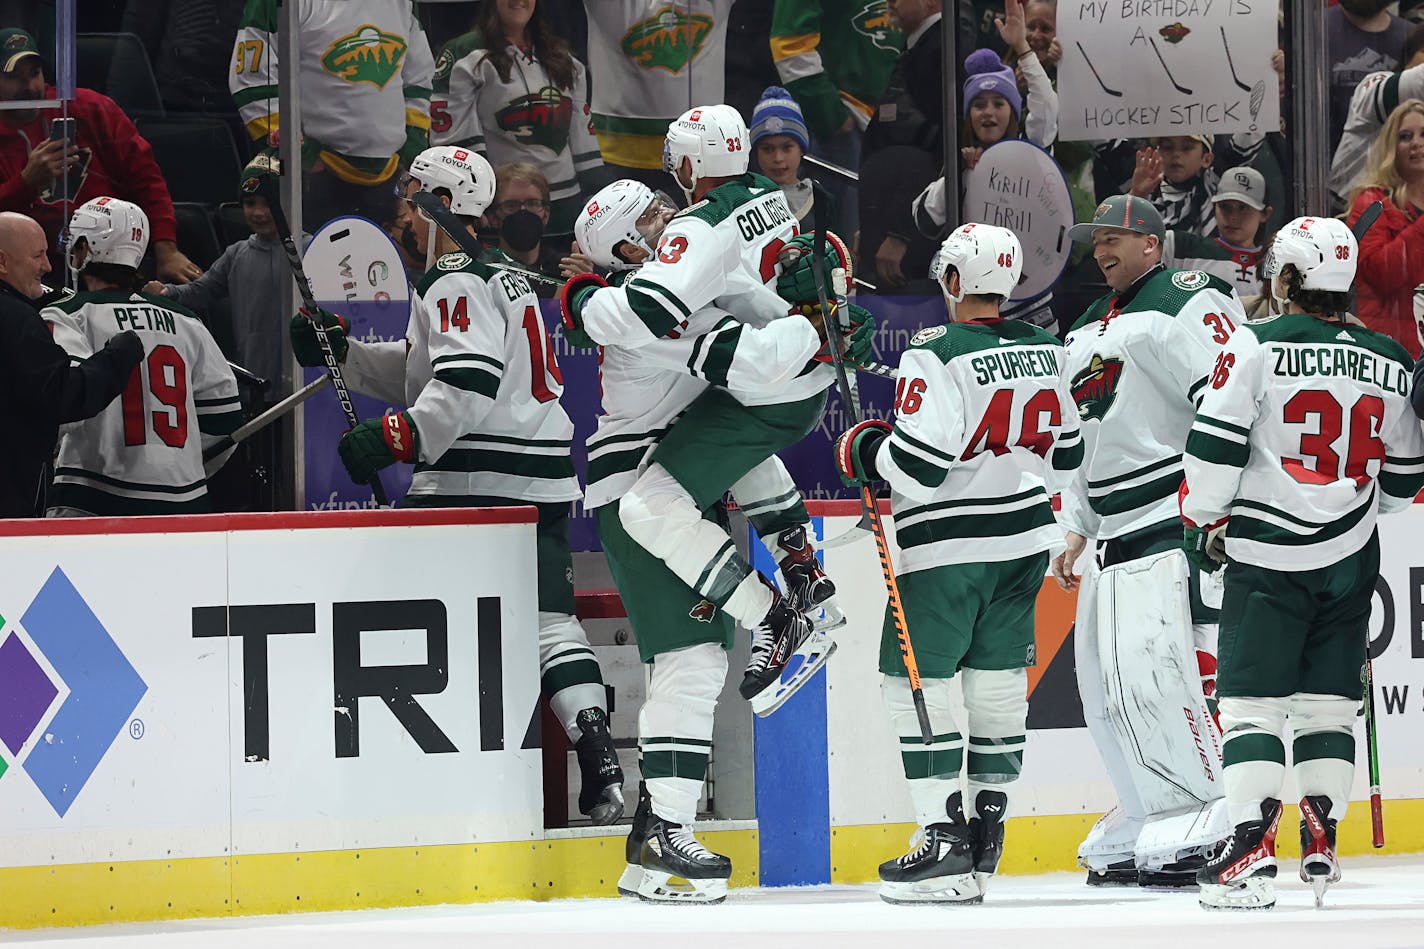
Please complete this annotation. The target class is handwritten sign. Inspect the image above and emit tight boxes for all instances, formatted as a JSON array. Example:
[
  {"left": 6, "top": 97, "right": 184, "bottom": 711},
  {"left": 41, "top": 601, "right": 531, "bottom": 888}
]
[
  {"left": 962, "top": 140, "right": 1074, "bottom": 303},
  {"left": 1056, "top": 1, "right": 1279, "bottom": 141}
]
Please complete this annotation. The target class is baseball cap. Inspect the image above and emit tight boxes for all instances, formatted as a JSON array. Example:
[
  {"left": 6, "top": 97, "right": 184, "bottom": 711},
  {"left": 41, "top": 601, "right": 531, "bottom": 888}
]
[
  {"left": 0, "top": 28, "right": 40, "bottom": 73},
  {"left": 1151, "top": 133, "right": 1214, "bottom": 151},
  {"left": 1067, "top": 194, "right": 1166, "bottom": 244},
  {"left": 1212, "top": 166, "right": 1267, "bottom": 210}
]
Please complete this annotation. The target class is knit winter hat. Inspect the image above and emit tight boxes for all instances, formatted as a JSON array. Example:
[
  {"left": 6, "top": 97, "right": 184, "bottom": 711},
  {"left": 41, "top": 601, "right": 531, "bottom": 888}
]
[
  {"left": 751, "top": 86, "right": 811, "bottom": 151},
  {"left": 962, "top": 48, "right": 1022, "bottom": 119}
]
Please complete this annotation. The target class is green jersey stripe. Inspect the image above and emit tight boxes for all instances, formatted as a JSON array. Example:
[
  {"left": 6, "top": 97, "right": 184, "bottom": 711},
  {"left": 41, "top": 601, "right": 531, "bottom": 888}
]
[
  {"left": 1088, "top": 454, "right": 1182, "bottom": 490},
  {"left": 433, "top": 352, "right": 503, "bottom": 371},
  {"left": 888, "top": 441, "right": 948, "bottom": 490},
  {"left": 898, "top": 487, "right": 1045, "bottom": 521},
  {"left": 897, "top": 503, "right": 1055, "bottom": 549},
  {"left": 1090, "top": 471, "right": 1183, "bottom": 517},
  {"left": 435, "top": 367, "right": 500, "bottom": 398},
  {"left": 587, "top": 445, "right": 651, "bottom": 484},
  {"left": 417, "top": 448, "right": 576, "bottom": 480},
  {"left": 893, "top": 426, "right": 956, "bottom": 464},
  {"left": 232, "top": 85, "right": 277, "bottom": 108},
  {"left": 1233, "top": 489, "right": 1374, "bottom": 545},
  {"left": 198, "top": 410, "right": 243, "bottom": 437},
  {"left": 54, "top": 466, "right": 205, "bottom": 495},
  {"left": 47, "top": 482, "right": 211, "bottom": 516},
  {"left": 1053, "top": 440, "right": 1085, "bottom": 471},
  {"left": 625, "top": 286, "right": 682, "bottom": 338},
  {"left": 1186, "top": 429, "right": 1250, "bottom": 468},
  {"left": 1194, "top": 413, "right": 1250, "bottom": 438}
]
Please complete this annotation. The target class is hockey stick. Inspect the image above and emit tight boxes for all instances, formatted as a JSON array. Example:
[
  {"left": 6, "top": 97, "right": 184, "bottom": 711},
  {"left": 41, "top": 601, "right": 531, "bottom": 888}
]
[
  {"left": 1220, "top": 26, "right": 1251, "bottom": 93},
  {"left": 269, "top": 200, "right": 390, "bottom": 507},
  {"left": 810, "top": 180, "right": 933, "bottom": 744},
  {"left": 1149, "top": 37, "right": 1193, "bottom": 95},
  {"left": 1352, "top": 199, "right": 1384, "bottom": 242},
  {"left": 203, "top": 375, "right": 331, "bottom": 463},
  {"left": 1363, "top": 656, "right": 1385, "bottom": 847},
  {"left": 1077, "top": 42, "right": 1123, "bottom": 98}
]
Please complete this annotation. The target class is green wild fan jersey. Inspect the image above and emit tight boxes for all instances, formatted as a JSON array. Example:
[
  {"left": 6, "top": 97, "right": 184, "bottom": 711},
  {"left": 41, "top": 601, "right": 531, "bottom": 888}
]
[
  {"left": 404, "top": 251, "right": 580, "bottom": 504},
  {"left": 1183, "top": 314, "right": 1424, "bottom": 571},
  {"left": 878, "top": 319, "right": 1083, "bottom": 574},
  {"left": 43, "top": 291, "right": 242, "bottom": 515},
  {"left": 1061, "top": 267, "right": 1245, "bottom": 541},
  {"left": 1163, "top": 230, "right": 1264, "bottom": 299}
]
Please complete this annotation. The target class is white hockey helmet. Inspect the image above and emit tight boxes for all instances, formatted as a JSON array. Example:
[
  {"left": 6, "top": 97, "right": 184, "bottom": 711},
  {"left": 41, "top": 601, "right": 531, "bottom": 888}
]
[
  {"left": 1265, "top": 215, "right": 1356, "bottom": 292},
  {"left": 575, "top": 179, "right": 675, "bottom": 270},
  {"left": 68, "top": 196, "right": 149, "bottom": 270},
  {"left": 662, "top": 104, "right": 751, "bottom": 185},
  {"left": 931, "top": 223, "right": 1023, "bottom": 302},
  {"left": 408, "top": 145, "right": 496, "bottom": 217}
]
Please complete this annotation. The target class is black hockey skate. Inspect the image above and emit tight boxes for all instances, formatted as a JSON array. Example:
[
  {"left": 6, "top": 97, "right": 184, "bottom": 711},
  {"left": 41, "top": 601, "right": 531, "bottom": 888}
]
[
  {"left": 574, "top": 707, "right": 625, "bottom": 824},
  {"left": 1197, "top": 798, "right": 1282, "bottom": 911},
  {"left": 774, "top": 525, "right": 844, "bottom": 631},
  {"left": 1299, "top": 795, "right": 1340, "bottom": 908},
  {"left": 879, "top": 793, "right": 981, "bottom": 904},
  {"left": 635, "top": 816, "right": 733, "bottom": 904},
  {"left": 617, "top": 782, "right": 653, "bottom": 897},
  {"left": 740, "top": 577, "right": 836, "bottom": 717},
  {"left": 968, "top": 790, "right": 1007, "bottom": 893}
]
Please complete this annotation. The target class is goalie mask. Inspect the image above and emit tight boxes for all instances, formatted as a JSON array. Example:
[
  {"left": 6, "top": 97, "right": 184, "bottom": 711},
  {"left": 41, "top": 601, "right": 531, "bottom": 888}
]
[
  {"left": 575, "top": 180, "right": 676, "bottom": 270},
  {"left": 408, "top": 145, "right": 496, "bottom": 218},
  {"left": 67, "top": 196, "right": 149, "bottom": 273},
  {"left": 663, "top": 105, "right": 750, "bottom": 199},
  {"left": 1264, "top": 216, "right": 1356, "bottom": 309},
  {"left": 931, "top": 223, "right": 1022, "bottom": 311}
]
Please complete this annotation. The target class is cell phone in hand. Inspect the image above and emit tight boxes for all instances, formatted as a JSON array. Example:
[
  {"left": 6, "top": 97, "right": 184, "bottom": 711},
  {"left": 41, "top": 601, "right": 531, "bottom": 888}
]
[
  {"left": 49, "top": 117, "right": 76, "bottom": 147},
  {"left": 46, "top": 117, "right": 79, "bottom": 204}
]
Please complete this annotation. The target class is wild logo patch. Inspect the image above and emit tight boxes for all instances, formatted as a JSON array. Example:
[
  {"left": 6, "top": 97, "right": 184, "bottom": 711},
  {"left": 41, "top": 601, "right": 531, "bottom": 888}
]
[
  {"left": 496, "top": 87, "right": 574, "bottom": 153},
  {"left": 622, "top": 6, "right": 714, "bottom": 74},
  {"left": 1171, "top": 270, "right": 1210, "bottom": 291},
  {"left": 1159, "top": 21, "right": 1190, "bottom": 43},
  {"left": 852, "top": 2, "right": 903, "bottom": 52},
  {"left": 437, "top": 252, "right": 472, "bottom": 271},
  {"left": 39, "top": 147, "right": 92, "bottom": 206},
  {"left": 322, "top": 24, "right": 408, "bottom": 88},
  {"left": 910, "top": 325, "right": 946, "bottom": 345},
  {"left": 689, "top": 599, "right": 717, "bottom": 623},
  {"left": 433, "top": 47, "right": 455, "bottom": 81},
  {"left": 1070, "top": 354, "right": 1124, "bottom": 421}
]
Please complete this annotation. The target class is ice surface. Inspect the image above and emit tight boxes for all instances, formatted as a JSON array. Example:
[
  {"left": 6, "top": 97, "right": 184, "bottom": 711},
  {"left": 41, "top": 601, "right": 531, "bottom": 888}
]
[{"left": 6, "top": 857, "right": 1424, "bottom": 949}]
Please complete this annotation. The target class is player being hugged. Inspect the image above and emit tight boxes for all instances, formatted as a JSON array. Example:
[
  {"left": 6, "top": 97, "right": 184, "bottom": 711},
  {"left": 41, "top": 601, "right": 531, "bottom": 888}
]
[
  {"left": 833, "top": 224, "right": 1082, "bottom": 905},
  {"left": 1183, "top": 217, "right": 1424, "bottom": 910},
  {"left": 44, "top": 197, "right": 241, "bottom": 516},
  {"left": 1054, "top": 195, "right": 1246, "bottom": 886},
  {"left": 289, "top": 146, "right": 624, "bottom": 825}
]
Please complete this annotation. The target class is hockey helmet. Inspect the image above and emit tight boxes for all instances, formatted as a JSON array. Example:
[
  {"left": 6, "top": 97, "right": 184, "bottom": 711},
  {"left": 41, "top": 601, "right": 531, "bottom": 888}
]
[
  {"left": 931, "top": 223, "right": 1022, "bottom": 302},
  {"left": 662, "top": 104, "right": 751, "bottom": 185},
  {"left": 408, "top": 145, "right": 496, "bottom": 217},
  {"left": 575, "top": 180, "right": 674, "bottom": 270},
  {"left": 67, "top": 196, "right": 149, "bottom": 271},
  {"left": 1265, "top": 216, "right": 1356, "bottom": 292}
]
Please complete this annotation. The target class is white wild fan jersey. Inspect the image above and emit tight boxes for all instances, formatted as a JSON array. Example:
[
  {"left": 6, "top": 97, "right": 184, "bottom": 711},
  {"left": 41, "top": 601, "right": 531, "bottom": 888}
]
[
  {"left": 1183, "top": 314, "right": 1424, "bottom": 571},
  {"left": 1061, "top": 267, "right": 1246, "bottom": 541},
  {"left": 578, "top": 172, "right": 832, "bottom": 404},
  {"left": 44, "top": 291, "right": 241, "bottom": 515},
  {"left": 585, "top": 298, "right": 822, "bottom": 509},
  {"left": 877, "top": 319, "right": 1083, "bottom": 574},
  {"left": 404, "top": 252, "right": 580, "bottom": 504}
]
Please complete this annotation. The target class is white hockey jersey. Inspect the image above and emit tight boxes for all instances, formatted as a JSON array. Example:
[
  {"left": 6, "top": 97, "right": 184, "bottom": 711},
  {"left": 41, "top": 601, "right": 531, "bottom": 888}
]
[
  {"left": 431, "top": 34, "right": 601, "bottom": 208},
  {"left": 1330, "top": 64, "right": 1424, "bottom": 209},
  {"left": 402, "top": 251, "right": 580, "bottom": 504},
  {"left": 44, "top": 290, "right": 242, "bottom": 516},
  {"left": 231, "top": 0, "right": 434, "bottom": 176},
  {"left": 1060, "top": 266, "right": 1245, "bottom": 541},
  {"left": 877, "top": 318, "right": 1082, "bottom": 574},
  {"left": 1183, "top": 314, "right": 1424, "bottom": 571}
]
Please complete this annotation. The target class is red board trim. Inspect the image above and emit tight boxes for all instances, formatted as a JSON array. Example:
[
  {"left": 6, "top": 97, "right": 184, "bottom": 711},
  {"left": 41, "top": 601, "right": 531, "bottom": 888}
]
[{"left": 0, "top": 506, "right": 538, "bottom": 537}]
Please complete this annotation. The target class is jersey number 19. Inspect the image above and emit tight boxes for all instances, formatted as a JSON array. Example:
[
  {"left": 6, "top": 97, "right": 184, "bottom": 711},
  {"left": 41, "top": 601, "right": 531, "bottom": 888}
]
[{"left": 122, "top": 345, "right": 188, "bottom": 448}]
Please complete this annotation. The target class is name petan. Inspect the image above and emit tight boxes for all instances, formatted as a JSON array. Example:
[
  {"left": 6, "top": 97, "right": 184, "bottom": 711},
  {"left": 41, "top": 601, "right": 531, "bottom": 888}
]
[
  {"left": 113, "top": 305, "right": 177, "bottom": 334},
  {"left": 971, "top": 347, "right": 1060, "bottom": 385},
  {"left": 735, "top": 198, "right": 793, "bottom": 241},
  {"left": 1272, "top": 345, "right": 1408, "bottom": 395}
]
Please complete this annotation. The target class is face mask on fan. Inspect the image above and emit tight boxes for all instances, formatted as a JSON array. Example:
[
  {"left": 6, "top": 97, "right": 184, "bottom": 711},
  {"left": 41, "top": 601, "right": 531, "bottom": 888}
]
[{"left": 500, "top": 210, "right": 544, "bottom": 253}]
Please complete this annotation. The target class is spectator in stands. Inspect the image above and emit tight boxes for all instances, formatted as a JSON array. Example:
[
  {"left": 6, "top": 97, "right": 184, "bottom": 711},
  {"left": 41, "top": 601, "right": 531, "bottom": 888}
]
[
  {"left": 1328, "top": 0, "right": 1413, "bottom": 157},
  {"left": 484, "top": 162, "right": 570, "bottom": 293},
  {"left": 1128, "top": 135, "right": 1219, "bottom": 236},
  {"left": 230, "top": 0, "right": 435, "bottom": 228},
  {"left": 123, "top": 0, "right": 245, "bottom": 114},
  {"left": 431, "top": 0, "right": 602, "bottom": 239},
  {"left": 145, "top": 151, "right": 294, "bottom": 397},
  {"left": 1348, "top": 98, "right": 1424, "bottom": 357},
  {"left": 1162, "top": 166, "right": 1273, "bottom": 300},
  {"left": 750, "top": 85, "right": 835, "bottom": 228},
  {"left": 1331, "top": 23, "right": 1424, "bottom": 213},
  {"left": 1007, "top": 0, "right": 1058, "bottom": 84},
  {"left": 0, "top": 29, "right": 203, "bottom": 283}
]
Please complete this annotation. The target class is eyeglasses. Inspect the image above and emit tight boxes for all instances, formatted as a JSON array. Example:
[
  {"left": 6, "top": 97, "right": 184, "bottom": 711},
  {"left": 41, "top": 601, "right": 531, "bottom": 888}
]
[{"left": 493, "top": 198, "right": 550, "bottom": 215}]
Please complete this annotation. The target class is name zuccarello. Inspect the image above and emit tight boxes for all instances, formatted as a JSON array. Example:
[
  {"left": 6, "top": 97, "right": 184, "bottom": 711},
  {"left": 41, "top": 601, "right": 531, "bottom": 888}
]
[{"left": 1271, "top": 344, "right": 1408, "bottom": 396}]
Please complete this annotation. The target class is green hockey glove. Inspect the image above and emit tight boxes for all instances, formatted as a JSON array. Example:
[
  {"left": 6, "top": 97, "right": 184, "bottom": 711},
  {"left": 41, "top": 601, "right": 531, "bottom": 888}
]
[
  {"left": 290, "top": 307, "right": 349, "bottom": 367},
  {"left": 338, "top": 411, "right": 419, "bottom": 484}
]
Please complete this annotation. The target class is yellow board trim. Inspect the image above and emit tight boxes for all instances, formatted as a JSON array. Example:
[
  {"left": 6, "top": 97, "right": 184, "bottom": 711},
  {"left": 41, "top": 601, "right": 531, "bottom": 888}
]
[{"left": 0, "top": 828, "right": 759, "bottom": 931}]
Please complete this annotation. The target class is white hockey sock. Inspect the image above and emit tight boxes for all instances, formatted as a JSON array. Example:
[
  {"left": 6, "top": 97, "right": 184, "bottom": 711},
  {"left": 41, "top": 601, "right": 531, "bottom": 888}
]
[
  {"left": 1219, "top": 696, "right": 1288, "bottom": 827},
  {"left": 882, "top": 674, "right": 961, "bottom": 828},
  {"left": 539, "top": 611, "right": 607, "bottom": 741},
  {"left": 962, "top": 667, "right": 1028, "bottom": 821},
  {"left": 1290, "top": 693, "right": 1357, "bottom": 820},
  {"left": 731, "top": 456, "right": 808, "bottom": 542},
  {"left": 639, "top": 643, "right": 727, "bottom": 825}
]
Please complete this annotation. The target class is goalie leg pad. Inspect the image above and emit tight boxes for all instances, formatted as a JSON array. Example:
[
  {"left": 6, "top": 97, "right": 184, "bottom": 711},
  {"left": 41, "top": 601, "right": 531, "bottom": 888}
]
[
  {"left": 1079, "top": 806, "right": 1144, "bottom": 872},
  {"left": 538, "top": 610, "right": 607, "bottom": 741},
  {"left": 637, "top": 642, "right": 726, "bottom": 826},
  {"left": 1289, "top": 693, "right": 1356, "bottom": 821},
  {"left": 961, "top": 667, "right": 1028, "bottom": 817},
  {"left": 1097, "top": 549, "right": 1224, "bottom": 815},
  {"left": 882, "top": 674, "right": 963, "bottom": 829}
]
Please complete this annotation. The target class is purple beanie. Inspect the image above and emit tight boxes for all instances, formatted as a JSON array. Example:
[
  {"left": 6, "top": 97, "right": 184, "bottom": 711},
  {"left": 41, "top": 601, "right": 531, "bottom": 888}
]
[{"left": 962, "top": 48, "right": 1022, "bottom": 118}]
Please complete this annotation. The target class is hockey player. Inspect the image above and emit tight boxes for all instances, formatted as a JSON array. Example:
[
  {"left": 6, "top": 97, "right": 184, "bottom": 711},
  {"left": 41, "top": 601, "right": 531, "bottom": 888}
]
[
  {"left": 289, "top": 146, "right": 624, "bottom": 824},
  {"left": 1183, "top": 216, "right": 1424, "bottom": 910},
  {"left": 573, "top": 179, "right": 870, "bottom": 902},
  {"left": 832, "top": 224, "right": 1082, "bottom": 904},
  {"left": 1053, "top": 194, "right": 1246, "bottom": 886},
  {"left": 44, "top": 198, "right": 242, "bottom": 516},
  {"left": 559, "top": 105, "right": 855, "bottom": 712}
]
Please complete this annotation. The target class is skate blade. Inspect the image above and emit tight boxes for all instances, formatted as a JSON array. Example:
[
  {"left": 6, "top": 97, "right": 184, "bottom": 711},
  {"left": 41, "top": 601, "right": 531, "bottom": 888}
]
[
  {"left": 879, "top": 873, "right": 982, "bottom": 905},
  {"left": 1198, "top": 877, "right": 1275, "bottom": 911},
  {"left": 1312, "top": 877, "right": 1328, "bottom": 909},
  {"left": 808, "top": 598, "right": 847, "bottom": 633},
  {"left": 635, "top": 869, "right": 728, "bottom": 905},
  {"left": 617, "top": 863, "right": 643, "bottom": 898},
  {"left": 749, "top": 637, "right": 838, "bottom": 717},
  {"left": 585, "top": 785, "right": 625, "bottom": 825}
]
